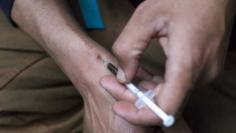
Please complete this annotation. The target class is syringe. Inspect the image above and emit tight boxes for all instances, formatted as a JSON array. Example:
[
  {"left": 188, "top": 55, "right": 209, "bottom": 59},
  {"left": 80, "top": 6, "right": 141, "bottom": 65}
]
[
  {"left": 105, "top": 61, "right": 175, "bottom": 127},
  {"left": 125, "top": 83, "right": 175, "bottom": 127}
]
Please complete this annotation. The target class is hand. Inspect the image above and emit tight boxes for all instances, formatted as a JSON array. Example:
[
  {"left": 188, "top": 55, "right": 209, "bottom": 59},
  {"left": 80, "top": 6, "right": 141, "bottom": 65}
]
[
  {"left": 11, "top": 0, "right": 153, "bottom": 132},
  {"left": 57, "top": 39, "right": 152, "bottom": 133},
  {"left": 101, "top": 75, "right": 192, "bottom": 133},
  {"left": 101, "top": 0, "right": 235, "bottom": 125}
]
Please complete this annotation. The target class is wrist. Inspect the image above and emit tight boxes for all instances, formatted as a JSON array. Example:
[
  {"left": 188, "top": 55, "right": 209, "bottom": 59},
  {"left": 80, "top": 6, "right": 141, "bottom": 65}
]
[{"left": 55, "top": 35, "right": 114, "bottom": 89}]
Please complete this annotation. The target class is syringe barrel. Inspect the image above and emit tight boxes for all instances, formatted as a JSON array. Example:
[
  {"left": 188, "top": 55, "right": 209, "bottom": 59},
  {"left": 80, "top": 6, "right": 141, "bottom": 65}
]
[{"left": 125, "top": 83, "right": 175, "bottom": 127}]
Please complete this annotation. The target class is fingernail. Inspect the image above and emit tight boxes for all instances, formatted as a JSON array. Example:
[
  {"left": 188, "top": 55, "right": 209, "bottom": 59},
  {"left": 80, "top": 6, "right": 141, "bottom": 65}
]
[
  {"left": 117, "top": 68, "right": 127, "bottom": 83},
  {"left": 155, "top": 83, "right": 163, "bottom": 95},
  {"left": 100, "top": 78, "right": 109, "bottom": 89}
]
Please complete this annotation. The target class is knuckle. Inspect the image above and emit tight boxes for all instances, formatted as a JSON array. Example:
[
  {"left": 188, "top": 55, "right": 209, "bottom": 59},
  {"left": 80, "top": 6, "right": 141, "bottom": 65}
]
[
  {"left": 191, "top": 50, "right": 204, "bottom": 67},
  {"left": 112, "top": 43, "right": 140, "bottom": 61},
  {"left": 112, "top": 44, "right": 126, "bottom": 59},
  {"left": 132, "top": 1, "right": 154, "bottom": 23},
  {"left": 134, "top": 1, "right": 148, "bottom": 17},
  {"left": 198, "top": 57, "right": 223, "bottom": 84},
  {"left": 180, "top": 49, "right": 204, "bottom": 71},
  {"left": 206, "top": 62, "right": 223, "bottom": 82}
]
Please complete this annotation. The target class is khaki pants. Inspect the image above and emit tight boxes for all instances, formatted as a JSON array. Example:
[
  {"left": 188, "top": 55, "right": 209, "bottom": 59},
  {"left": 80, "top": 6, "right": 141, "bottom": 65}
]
[
  {"left": 0, "top": 0, "right": 236, "bottom": 132},
  {"left": 0, "top": 12, "right": 84, "bottom": 133},
  {"left": 0, "top": 1, "right": 136, "bottom": 132}
]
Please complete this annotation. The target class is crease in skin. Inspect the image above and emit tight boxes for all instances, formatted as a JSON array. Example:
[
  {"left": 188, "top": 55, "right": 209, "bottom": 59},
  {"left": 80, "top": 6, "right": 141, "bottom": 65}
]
[
  {"left": 85, "top": 80, "right": 139, "bottom": 133},
  {"left": 109, "top": 103, "right": 116, "bottom": 133},
  {"left": 83, "top": 95, "right": 95, "bottom": 133},
  {"left": 85, "top": 92, "right": 107, "bottom": 133}
]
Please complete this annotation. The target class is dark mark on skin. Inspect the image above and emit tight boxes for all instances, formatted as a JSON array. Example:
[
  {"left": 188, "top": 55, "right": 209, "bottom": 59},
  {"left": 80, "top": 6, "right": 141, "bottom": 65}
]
[
  {"left": 96, "top": 54, "right": 118, "bottom": 76},
  {"left": 96, "top": 54, "right": 106, "bottom": 64},
  {"left": 97, "top": 54, "right": 102, "bottom": 61},
  {"left": 107, "top": 63, "right": 118, "bottom": 76}
]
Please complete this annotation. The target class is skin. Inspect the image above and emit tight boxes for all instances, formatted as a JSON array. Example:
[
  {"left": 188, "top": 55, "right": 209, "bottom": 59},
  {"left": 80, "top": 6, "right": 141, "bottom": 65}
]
[
  {"left": 11, "top": 0, "right": 149, "bottom": 133},
  {"left": 11, "top": 0, "right": 191, "bottom": 132},
  {"left": 101, "top": 0, "right": 235, "bottom": 126},
  {"left": 9, "top": 0, "right": 195, "bottom": 132}
]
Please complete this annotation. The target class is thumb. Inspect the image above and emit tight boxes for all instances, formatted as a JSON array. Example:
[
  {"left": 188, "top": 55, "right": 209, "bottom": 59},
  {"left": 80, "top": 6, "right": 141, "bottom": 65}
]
[
  {"left": 156, "top": 31, "right": 201, "bottom": 115},
  {"left": 112, "top": 9, "right": 158, "bottom": 81}
]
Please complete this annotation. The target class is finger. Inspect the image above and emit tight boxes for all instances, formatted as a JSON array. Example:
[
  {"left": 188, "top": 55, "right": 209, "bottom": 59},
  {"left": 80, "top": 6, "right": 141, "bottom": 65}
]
[
  {"left": 138, "top": 80, "right": 157, "bottom": 91},
  {"left": 100, "top": 75, "right": 136, "bottom": 102},
  {"left": 152, "top": 75, "right": 163, "bottom": 84},
  {"left": 113, "top": 101, "right": 162, "bottom": 125},
  {"left": 112, "top": 6, "right": 160, "bottom": 81},
  {"left": 116, "top": 67, "right": 127, "bottom": 83},
  {"left": 163, "top": 117, "right": 192, "bottom": 133},
  {"left": 156, "top": 28, "right": 201, "bottom": 115},
  {"left": 138, "top": 75, "right": 163, "bottom": 91},
  {"left": 136, "top": 67, "right": 153, "bottom": 81}
]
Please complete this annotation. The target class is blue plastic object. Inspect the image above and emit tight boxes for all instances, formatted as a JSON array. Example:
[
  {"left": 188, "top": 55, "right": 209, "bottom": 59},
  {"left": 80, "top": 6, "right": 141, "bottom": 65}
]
[{"left": 79, "top": 0, "right": 105, "bottom": 29}]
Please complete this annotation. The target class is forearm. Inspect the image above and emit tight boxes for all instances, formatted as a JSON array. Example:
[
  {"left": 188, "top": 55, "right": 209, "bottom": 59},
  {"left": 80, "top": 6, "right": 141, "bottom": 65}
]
[
  {"left": 11, "top": 0, "right": 113, "bottom": 93},
  {"left": 11, "top": 0, "right": 95, "bottom": 71},
  {"left": 11, "top": 0, "right": 86, "bottom": 47},
  {"left": 11, "top": 1, "right": 114, "bottom": 131}
]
